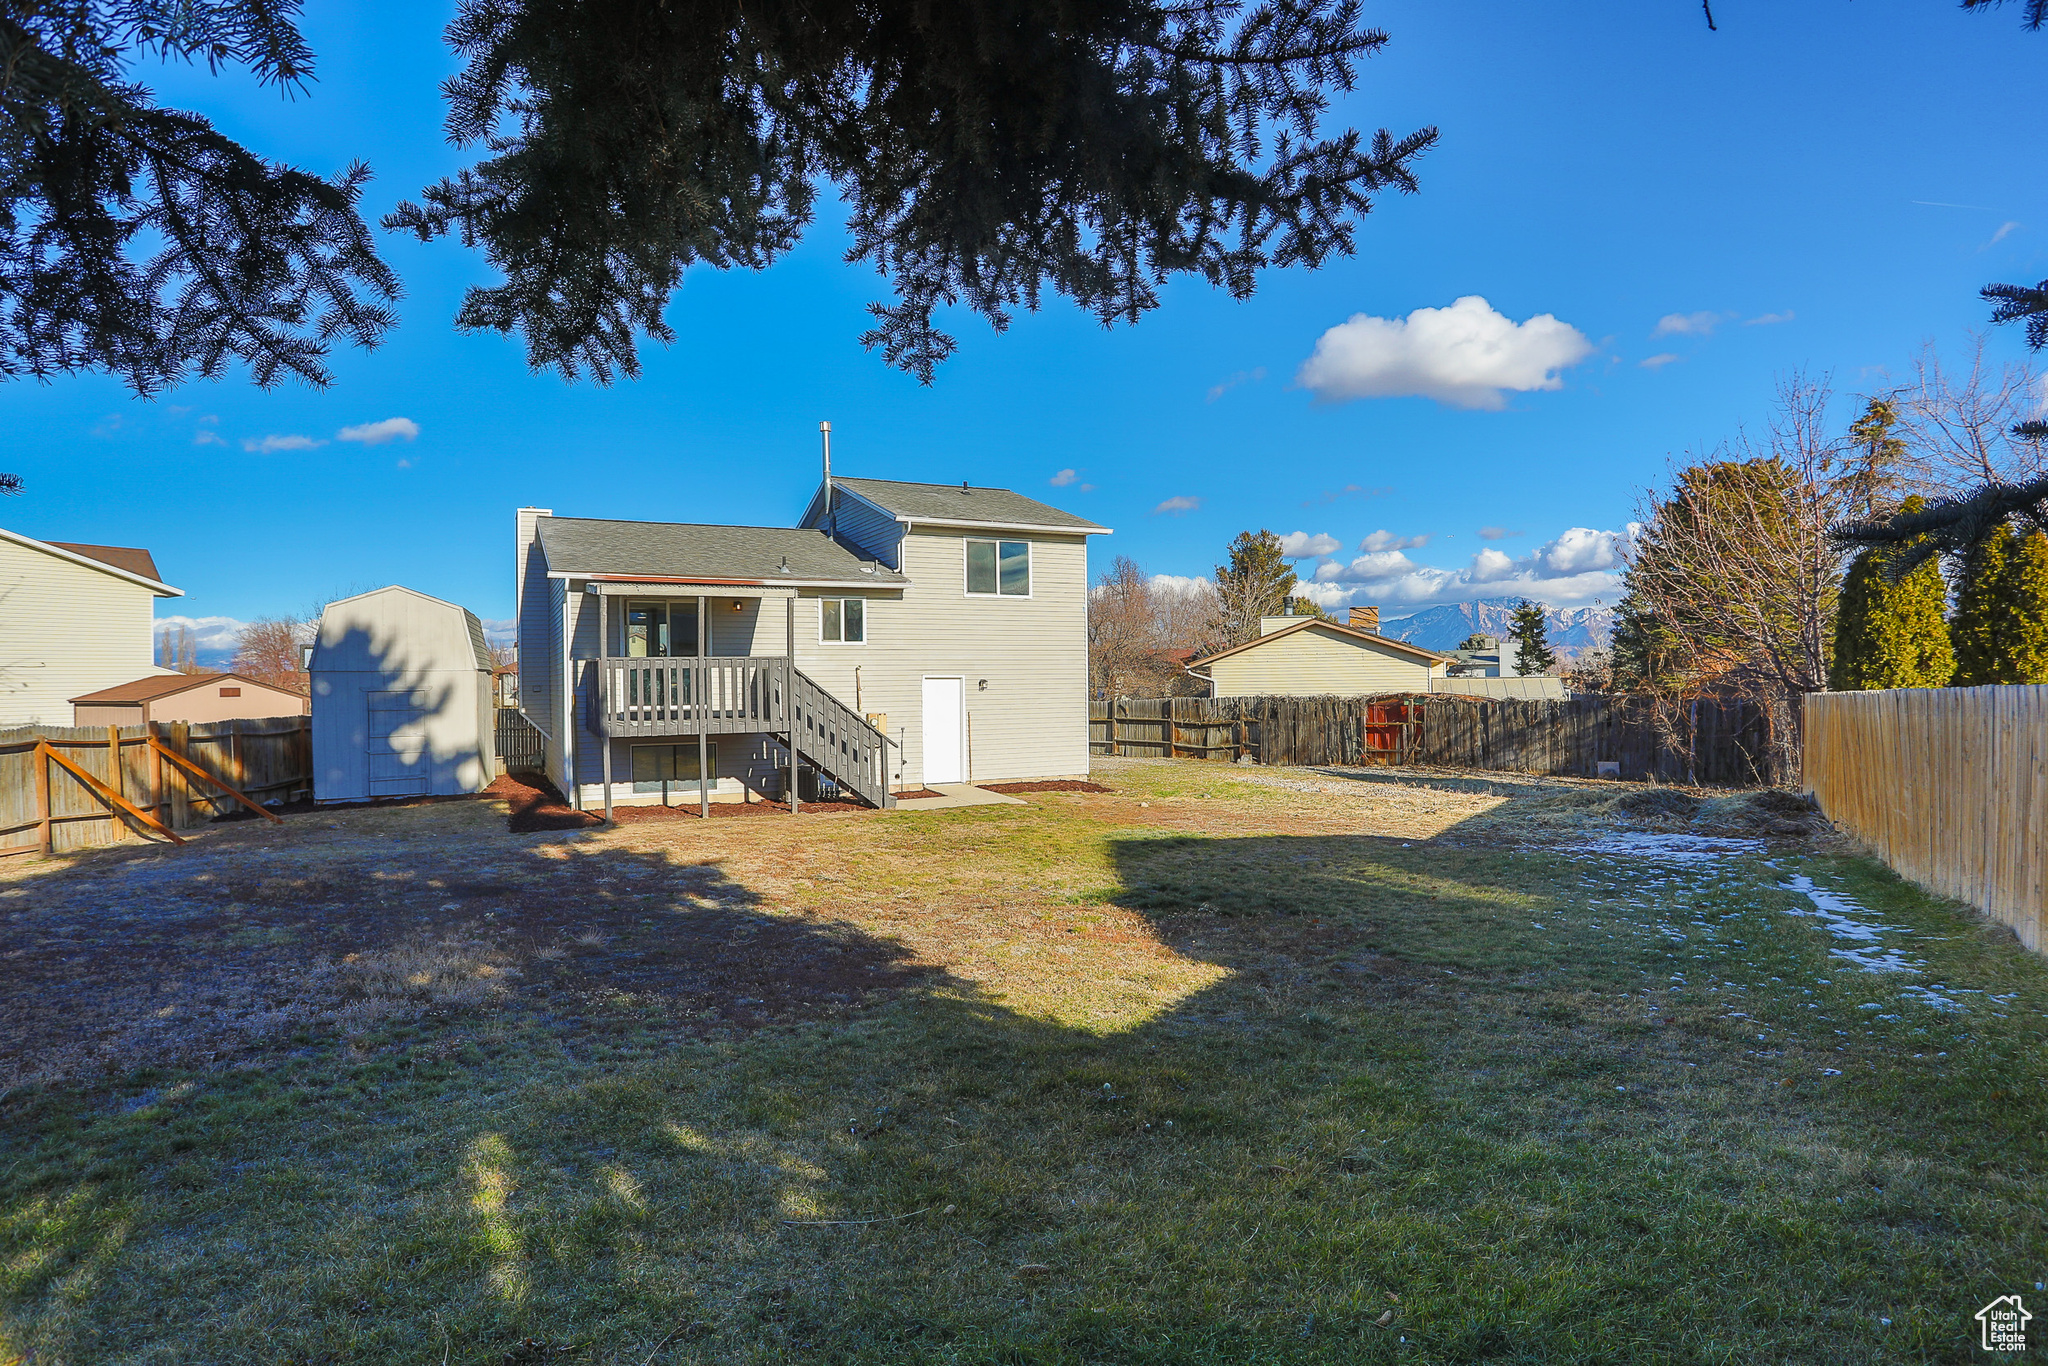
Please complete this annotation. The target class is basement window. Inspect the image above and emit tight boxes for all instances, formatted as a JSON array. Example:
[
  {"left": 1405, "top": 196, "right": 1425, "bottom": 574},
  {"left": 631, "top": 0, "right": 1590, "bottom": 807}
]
[{"left": 631, "top": 743, "right": 717, "bottom": 793}]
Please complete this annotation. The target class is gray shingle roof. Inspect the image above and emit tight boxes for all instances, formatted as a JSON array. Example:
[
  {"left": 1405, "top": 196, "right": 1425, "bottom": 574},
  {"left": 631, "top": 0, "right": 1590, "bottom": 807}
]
[
  {"left": 834, "top": 477, "right": 1106, "bottom": 532},
  {"left": 537, "top": 517, "right": 909, "bottom": 585}
]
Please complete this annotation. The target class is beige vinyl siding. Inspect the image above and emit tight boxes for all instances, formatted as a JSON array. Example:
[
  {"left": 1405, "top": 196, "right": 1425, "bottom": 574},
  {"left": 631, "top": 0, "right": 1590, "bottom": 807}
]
[
  {"left": 1206, "top": 625, "right": 1440, "bottom": 698},
  {"left": 791, "top": 529, "right": 1090, "bottom": 784},
  {"left": 0, "top": 536, "right": 165, "bottom": 727}
]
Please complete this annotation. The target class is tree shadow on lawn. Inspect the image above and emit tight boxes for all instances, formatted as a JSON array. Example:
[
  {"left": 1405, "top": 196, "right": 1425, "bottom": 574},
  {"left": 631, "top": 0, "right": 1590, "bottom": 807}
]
[{"left": 2, "top": 824, "right": 2044, "bottom": 1365}]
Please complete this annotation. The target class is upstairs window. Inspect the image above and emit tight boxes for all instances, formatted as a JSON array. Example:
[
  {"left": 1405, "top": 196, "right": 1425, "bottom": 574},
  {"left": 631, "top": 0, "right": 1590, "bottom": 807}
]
[
  {"left": 622, "top": 601, "right": 700, "bottom": 657},
  {"left": 821, "top": 597, "right": 866, "bottom": 643},
  {"left": 966, "top": 538, "right": 1031, "bottom": 596}
]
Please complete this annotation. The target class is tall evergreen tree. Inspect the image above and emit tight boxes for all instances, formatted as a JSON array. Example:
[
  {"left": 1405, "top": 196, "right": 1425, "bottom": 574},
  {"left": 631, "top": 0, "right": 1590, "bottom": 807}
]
[
  {"left": 2012, "top": 530, "right": 2048, "bottom": 682},
  {"left": 1829, "top": 498, "right": 1954, "bottom": 690},
  {"left": 1213, "top": 531, "right": 1298, "bottom": 646},
  {"left": 1950, "top": 524, "right": 2012, "bottom": 685},
  {"left": 1949, "top": 524, "right": 2048, "bottom": 685},
  {"left": 1506, "top": 600, "right": 1557, "bottom": 674}
]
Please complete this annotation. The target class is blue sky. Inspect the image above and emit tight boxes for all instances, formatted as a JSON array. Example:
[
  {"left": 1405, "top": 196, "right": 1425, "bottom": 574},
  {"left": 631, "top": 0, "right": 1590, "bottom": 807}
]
[{"left": 5, "top": 0, "right": 2045, "bottom": 651}]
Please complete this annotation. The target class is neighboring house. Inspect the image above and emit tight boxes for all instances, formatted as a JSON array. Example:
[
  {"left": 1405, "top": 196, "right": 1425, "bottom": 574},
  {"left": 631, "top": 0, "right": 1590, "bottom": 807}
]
[
  {"left": 515, "top": 475, "right": 1108, "bottom": 811},
  {"left": 71, "top": 671, "right": 310, "bottom": 726},
  {"left": 1447, "top": 635, "right": 1524, "bottom": 677},
  {"left": 309, "top": 586, "right": 496, "bottom": 803},
  {"left": 0, "top": 528, "right": 182, "bottom": 727},
  {"left": 1437, "top": 633, "right": 1569, "bottom": 699},
  {"left": 1190, "top": 612, "right": 1452, "bottom": 698}
]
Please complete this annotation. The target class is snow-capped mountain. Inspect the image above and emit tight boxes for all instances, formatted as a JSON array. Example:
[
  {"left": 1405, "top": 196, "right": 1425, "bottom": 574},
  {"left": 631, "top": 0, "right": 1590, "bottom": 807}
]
[{"left": 1376, "top": 599, "right": 1614, "bottom": 656}]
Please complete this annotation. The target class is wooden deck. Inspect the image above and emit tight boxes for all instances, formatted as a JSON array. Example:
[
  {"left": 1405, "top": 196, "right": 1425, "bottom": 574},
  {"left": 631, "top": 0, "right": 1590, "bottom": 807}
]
[{"left": 586, "top": 656, "right": 894, "bottom": 810}]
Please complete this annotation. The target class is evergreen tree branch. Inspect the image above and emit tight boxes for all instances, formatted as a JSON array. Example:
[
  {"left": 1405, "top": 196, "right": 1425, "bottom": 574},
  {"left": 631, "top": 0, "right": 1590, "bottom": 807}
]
[
  {"left": 0, "top": 2, "right": 399, "bottom": 393},
  {"left": 389, "top": 0, "right": 1434, "bottom": 384}
]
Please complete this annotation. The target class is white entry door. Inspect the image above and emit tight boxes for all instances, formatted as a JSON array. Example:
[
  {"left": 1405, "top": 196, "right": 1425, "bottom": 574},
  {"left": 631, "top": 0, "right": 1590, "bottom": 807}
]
[
  {"left": 367, "top": 690, "right": 431, "bottom": 796},
  {"left": 921, "top": 676, "right": 965, "bottom": 785}
]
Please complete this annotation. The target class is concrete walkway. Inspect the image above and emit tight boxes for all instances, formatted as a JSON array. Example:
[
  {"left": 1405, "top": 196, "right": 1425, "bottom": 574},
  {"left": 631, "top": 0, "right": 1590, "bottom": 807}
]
[{"left": 888, "top": 783, "right": 1027, "bottom": 811}]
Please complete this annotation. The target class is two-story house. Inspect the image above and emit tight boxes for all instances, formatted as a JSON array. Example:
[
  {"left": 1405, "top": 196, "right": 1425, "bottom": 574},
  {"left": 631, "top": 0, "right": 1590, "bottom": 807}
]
[
  {"left": 0, "top": 527, "right": 183, "bottom": 727},
  {"left": 515, "top": 475, "right": 1108, "bottom": 815}
]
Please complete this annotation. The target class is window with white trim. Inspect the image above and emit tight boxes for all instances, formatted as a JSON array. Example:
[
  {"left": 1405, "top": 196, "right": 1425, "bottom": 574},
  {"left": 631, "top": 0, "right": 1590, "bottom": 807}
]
[
  {"left": 820, "top": 597, "right": 866, "bottom": 643},
  {"left": 965, "top": 538, "right": 1030, "bottom": 596}
]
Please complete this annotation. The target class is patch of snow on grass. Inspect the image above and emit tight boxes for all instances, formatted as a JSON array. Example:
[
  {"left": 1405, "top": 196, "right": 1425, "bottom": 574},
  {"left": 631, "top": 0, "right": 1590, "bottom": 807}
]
[
  {"left": 1566, "top": 832, "right": 1764, "bottom": 864},
  {"left": 1778, "top": 875, "right": 1925, "bottom": 973}
]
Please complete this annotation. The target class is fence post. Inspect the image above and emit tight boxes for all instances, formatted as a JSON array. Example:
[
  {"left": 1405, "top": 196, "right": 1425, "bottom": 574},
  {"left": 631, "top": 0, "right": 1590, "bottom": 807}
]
[
  {"left": 169, "top": 721, "right": 191, "bottom": 830},
  {"left": 36, "top": 742, "right": 52, "bottom": 855},
  {"left": 149, "top": 721, "right": 165, "bottom": 827},
  {"left": 107, "top": 725, "right": 125, "bottom": 841}
]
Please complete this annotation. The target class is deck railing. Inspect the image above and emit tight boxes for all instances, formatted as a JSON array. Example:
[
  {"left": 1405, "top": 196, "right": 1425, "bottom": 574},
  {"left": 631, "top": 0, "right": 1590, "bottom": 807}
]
[{"left": 588, "top": 656, "right": 893, "bottom": 808}]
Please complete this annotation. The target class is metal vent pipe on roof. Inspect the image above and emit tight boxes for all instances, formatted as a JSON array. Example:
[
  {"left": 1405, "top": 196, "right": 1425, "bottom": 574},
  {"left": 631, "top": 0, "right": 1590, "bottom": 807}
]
[{"left": 820, "top": 420, "right": 833, "bottom": 536}]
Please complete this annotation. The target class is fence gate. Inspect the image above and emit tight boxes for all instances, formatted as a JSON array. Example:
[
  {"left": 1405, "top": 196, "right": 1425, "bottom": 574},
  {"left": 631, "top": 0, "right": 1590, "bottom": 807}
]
[{"left": 495, "top": 708, "right": 544, "bottom": 772}]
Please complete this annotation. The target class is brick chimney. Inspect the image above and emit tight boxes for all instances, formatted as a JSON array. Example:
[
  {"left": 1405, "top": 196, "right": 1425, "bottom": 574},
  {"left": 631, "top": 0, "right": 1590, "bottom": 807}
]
[{"left": 1348, "top": 605, "right": 1380, "bottom": 633}]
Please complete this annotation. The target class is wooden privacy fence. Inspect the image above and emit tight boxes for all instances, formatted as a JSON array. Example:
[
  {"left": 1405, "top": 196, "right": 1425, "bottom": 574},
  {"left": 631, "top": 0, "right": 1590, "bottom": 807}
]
[
  {"left": 1805, "top": 686, "right": 2047, "bottom": 954},
  {"left": 495, "top": 708, "right": 544, "bottom": 772},
  {"left": 0, "top": 717, "right": 310, "bottom": 858},
  {"left": 1091, "top": 693, "right": 1787, "bottom": 786}
]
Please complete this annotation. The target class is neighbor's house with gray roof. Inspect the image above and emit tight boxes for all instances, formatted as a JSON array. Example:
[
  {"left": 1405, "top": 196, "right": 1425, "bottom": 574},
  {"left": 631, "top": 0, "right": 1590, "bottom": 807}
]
[
  {"left": 0, "top": 527, "right": 183, "bottom": 727},
  {"left": 516, "top": 474, "right": 1109, "bottom": 815},
  {"left": 1190, "top": 613, "right": 1453, "bottom": 699}
]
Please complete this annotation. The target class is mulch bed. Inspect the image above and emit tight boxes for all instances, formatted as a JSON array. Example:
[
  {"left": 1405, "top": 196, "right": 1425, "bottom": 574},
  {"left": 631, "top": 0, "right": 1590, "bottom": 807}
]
[
  {"left": 489, "top": 772, "right": 602, "bottom": 832},
  {"left": 487, "top": 772, "right": 937, "bottom": 828},
  {"left": 978, "top": 780, "right": 1112, "bottom": 794}
]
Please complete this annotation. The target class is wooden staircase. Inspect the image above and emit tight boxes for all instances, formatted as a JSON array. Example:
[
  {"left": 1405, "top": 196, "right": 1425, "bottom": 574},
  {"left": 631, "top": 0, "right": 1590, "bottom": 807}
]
[{"left": 593, "top": 656, "right": 894, "bottom": 809}]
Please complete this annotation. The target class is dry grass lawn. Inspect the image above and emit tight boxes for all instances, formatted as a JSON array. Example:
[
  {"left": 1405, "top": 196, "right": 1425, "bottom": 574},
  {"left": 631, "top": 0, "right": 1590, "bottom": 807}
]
[{"left": 0, "top": 757, "right": 2042, "bottom": 1364}]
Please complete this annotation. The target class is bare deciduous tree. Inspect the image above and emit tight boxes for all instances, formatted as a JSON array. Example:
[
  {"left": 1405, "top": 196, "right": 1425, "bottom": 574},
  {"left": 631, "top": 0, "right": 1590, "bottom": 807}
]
[
  {"left": 230, "top": 616, "right": 311, "bottom": 693},
  {"left": 1898, "top": 337, "right": 2048, "bottom": 492},
  {"left": 156, "top": 624, "right": 203, "bottom": 673},
  {"left": 1620, "top": 374, "right": 1850, "bottom": 768},
  {"left": 1088, "top": 559, "right": 1222, "bottom": 697}
]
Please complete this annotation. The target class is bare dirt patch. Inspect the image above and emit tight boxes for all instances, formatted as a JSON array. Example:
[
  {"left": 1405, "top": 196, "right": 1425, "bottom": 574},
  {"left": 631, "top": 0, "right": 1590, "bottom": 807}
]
[
  {"left": 980, "top": 780, "right": 1112, "bottom": 794},
  {"left": 0, "top": 800, "right": 935, "bottom": 1089}
]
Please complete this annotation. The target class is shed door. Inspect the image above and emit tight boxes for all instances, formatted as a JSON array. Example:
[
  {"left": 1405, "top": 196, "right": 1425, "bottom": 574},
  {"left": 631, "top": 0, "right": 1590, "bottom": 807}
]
[
  {"left": 921, "top": 677, "right": 965, "bottom": 785},
  {"left": 368, "top": 690, "right": 431, "bottom": 796}
]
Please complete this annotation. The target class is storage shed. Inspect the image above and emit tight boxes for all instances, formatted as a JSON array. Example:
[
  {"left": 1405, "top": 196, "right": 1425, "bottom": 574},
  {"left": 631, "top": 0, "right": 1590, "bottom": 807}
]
[{"left": 309, "top": 586, "right": 495, "bottom": 802}]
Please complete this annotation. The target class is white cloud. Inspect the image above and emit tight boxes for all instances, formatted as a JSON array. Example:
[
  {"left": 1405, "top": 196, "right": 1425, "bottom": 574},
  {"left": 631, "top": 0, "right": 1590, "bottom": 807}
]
[
  {"left": 1314, "top": 549, "right": 1423, "bottom": 583},
  {"left": 1153, "top": 495, "right": 1202, "bottom": 516},
  {"left": 1470, "top": 547, "right": 1517, "bottom": 581},
  {"left": 1296, "top": 296, "right": 1594, "bottom": 410},
  {"left": 480, "top": 618, "right": 516, "bottom": 647},
  {"left": 154, "top": 615, "right": 247, "bottom": 655},
  {"left": 1298, "top": 525, "right": 1631, "bottom": 610},
  {"left": 1534, "top": 526, "right": 1627, "bottom": 574},
  {"left": 1653, "top": 311, "right": 1724, "bottom": 337},
  {"left": 1477, "top": 526, "right": 1521, "bottom": 541},
  {"left": 1049, "top": 468, "right": 1079, "bottom": 487},
  {"left": 1148, "top": 573, "right": 1215, "bottom": 595},
  {"left": 1206, "top": 367, "right": 1267, "bottom": 402},
  {"left": 243, "top": 434, "right": 324, "bottom": 453},
  {"left": 194, "top": 430, "right": 226, "bottom": 447},
  {"left": 1982, "top": 221, "right": 2021, "bottom": 250},
  {"left": 1359, "top": 529, "right": 1429, "bottom": 553},
  {"left": 337, "top": 416, "right": 420, "bottom": 445},
  {"left": 1744, "top": 310, "right": 1795, "bottom": 327},
  {"left": 1640, "top": 353, "right": 1683, "bottom": 370},
  {"left": 1278, "top": 531, "right": 1342, "bottom": 557}
]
